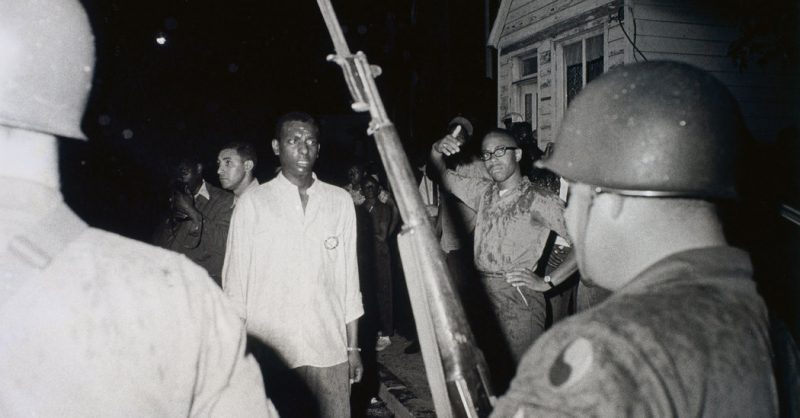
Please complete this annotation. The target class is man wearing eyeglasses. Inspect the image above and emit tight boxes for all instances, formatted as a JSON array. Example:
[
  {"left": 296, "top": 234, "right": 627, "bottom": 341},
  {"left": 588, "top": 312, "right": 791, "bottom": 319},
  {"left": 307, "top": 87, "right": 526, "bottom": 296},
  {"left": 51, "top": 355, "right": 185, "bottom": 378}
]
[{"left": 429, "top": 128, "right": 572, "bottom": 391}]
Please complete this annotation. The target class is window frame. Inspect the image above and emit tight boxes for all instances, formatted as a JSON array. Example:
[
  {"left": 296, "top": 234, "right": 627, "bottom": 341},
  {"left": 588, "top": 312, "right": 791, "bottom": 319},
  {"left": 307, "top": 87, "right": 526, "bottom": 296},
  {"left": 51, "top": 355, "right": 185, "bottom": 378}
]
[
  {"left": 553, "top": 25, "right": 608, "bottom": 131},
  {"left": 519, "top": 53, "right": 539, "bottom": 80},
  {"left": 509, "top": 47, "right": 540, "bottom": 131}
]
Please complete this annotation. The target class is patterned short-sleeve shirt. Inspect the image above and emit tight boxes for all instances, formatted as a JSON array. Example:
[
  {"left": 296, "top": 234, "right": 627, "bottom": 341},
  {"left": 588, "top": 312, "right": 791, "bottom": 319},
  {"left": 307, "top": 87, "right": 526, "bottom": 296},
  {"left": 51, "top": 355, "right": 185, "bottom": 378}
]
[{"left": 443, "top": 171, "right": 568, "bottom": 273}]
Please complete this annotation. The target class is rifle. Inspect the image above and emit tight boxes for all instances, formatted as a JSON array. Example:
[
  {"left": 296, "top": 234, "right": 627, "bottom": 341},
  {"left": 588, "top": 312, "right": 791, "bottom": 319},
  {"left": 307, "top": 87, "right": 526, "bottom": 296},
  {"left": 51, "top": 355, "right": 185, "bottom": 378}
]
[{"left": 315, "top": 1, "right": 494, "bottom": 416}]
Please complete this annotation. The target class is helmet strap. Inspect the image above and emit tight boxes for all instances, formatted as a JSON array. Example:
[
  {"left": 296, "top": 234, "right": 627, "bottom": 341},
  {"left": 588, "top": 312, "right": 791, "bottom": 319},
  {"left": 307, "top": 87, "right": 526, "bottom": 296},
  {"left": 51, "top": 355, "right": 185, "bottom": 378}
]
[{"left": 573, "top": 187, "right": 602, "bottom": 286}]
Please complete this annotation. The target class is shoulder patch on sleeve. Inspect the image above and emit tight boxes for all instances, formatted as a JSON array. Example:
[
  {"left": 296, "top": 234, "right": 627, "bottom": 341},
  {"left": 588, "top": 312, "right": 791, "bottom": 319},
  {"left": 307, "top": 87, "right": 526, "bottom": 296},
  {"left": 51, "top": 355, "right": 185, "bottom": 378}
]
[{"left": 548, "top": 337, "right": 594, "bottom": 389}]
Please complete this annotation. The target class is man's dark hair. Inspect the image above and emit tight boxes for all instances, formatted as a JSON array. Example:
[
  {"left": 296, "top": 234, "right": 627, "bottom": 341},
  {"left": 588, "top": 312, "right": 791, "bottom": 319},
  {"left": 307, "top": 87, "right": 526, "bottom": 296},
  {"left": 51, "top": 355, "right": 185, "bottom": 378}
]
[
  {"left": 222, "top": 141, "right": 258, "bottom": 168},
  {"left": 362, "top": 175, "right": 379, "bottom": 188},
  {"left": 175, "top": 154, "right": 203, "bottom": 169},
  {"left": 274, "top": 112, "right": 319, "bottom": 140}
]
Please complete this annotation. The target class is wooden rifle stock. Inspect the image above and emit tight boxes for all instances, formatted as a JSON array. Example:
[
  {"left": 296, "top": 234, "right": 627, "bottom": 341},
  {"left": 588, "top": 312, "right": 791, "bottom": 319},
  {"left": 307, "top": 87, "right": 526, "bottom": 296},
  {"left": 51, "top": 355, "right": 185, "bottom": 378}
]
[{"left": 315, "top": 1, "right": 494, "bottom": 416}]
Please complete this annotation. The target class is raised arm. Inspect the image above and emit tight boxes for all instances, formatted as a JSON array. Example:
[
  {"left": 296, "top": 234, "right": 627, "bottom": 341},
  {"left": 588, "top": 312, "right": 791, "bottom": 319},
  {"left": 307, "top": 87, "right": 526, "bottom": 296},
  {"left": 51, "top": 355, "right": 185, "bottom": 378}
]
[{"left": 428, "top": 135, "right": 487, "bottom": 211}]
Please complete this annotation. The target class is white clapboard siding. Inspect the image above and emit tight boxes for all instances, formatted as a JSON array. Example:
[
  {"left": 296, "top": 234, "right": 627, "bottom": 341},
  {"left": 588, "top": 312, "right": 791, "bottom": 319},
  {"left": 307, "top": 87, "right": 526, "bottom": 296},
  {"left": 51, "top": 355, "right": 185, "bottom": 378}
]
[
  {"left": 608, "top": 23, "right": 624, "bottom": 43},
  {"left": 631, "top": 0, "right": 798, "bottom": 141},
  {"left": 501, "top": 0, "right": 617, "bottom": 48},
  {"left": 634, "top": 2, "right": 727, "bottom": 25},
  {"left": 507, "top": 0, "right": 564, "bottom": 27},
  {"left": 636, "top": 35, "right": 731, "bottom": 56},
  {"left": 635, "top": 18, "right": 739, "bottom": 42},
  {"left": 608, "top": 22, "right": 626, "bottom": 68},
  {"left": 492, "top": 0, "right": 798, "bottom": 142}
]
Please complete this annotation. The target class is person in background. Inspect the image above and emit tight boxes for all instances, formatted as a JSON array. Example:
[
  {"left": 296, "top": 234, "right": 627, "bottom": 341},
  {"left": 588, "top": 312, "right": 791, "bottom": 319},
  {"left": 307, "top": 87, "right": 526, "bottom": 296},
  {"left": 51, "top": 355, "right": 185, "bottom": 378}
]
[
  {"left": 345, "top": 163, "right": 368, "bottom": 205},
  {"left": 218, "top": 141, "right": 260, "bottom": 205},
  {"left": 511, "top": 122, "right": 559, "bottom": 194},
  {"left": 0, "top": 0, "right": 275, "bottom": 415},
  {"left": 359, "top": 176, "right": 400, "bottom": 352},
  {"left": 223, "top": 112, "right": 363, "bottom": 418},
  {"left": 152, "top": 154, "right": 233, "bottom": 286},
  {"left": 345, "top": 163, "right": 393, "bottom": 206},
  {"left": 491, "top": 61, "right": 783, "bottom": 416}
]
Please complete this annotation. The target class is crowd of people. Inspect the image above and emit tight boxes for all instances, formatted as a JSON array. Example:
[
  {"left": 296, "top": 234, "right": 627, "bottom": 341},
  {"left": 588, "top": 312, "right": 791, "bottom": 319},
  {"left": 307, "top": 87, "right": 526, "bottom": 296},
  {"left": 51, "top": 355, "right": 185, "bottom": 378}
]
[
  {"left": 2, "top": 0, "right": 797, "bottom": 417},
  {"left": 145, "top": 106, "right": 584, "bottom": 410}
]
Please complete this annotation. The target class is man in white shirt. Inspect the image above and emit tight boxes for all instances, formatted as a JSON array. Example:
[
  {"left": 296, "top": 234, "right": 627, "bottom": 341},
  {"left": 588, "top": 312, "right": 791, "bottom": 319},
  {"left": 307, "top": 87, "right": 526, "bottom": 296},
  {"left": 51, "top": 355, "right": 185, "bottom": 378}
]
[{"left": 223, "top": 112, "right": 364, "bottom": 418}]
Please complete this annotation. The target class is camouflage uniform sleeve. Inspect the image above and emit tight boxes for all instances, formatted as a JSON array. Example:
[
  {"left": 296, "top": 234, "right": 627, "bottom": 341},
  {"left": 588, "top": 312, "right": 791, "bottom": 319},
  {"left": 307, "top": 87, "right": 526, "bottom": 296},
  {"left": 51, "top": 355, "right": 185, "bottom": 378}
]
[{"left": 490, "top": 322, "right": 667, "bottom": 417}]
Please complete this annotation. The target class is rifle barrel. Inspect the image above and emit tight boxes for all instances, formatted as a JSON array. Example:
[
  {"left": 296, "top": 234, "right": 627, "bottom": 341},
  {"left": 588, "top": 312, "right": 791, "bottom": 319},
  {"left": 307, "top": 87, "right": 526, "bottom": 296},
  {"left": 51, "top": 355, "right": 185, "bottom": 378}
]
[
  {"left": 314, "top": 2, "right": 495, "bottom": 415},
  {"left": 316, "top": 0, "right": 351, "bottom": 56}
]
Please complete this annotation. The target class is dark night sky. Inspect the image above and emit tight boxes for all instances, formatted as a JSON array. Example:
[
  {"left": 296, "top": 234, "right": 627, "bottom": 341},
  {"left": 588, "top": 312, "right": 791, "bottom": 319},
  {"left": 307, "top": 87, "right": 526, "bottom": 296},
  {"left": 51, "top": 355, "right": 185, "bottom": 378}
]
[{"left": 67, "top": 0, "right": 498, "bottom": 239}]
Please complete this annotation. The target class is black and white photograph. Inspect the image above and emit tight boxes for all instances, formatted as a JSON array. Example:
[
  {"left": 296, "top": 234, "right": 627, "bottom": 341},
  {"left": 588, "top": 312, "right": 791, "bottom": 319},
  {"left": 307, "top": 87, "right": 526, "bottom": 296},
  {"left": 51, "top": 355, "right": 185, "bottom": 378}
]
[{"left": 1, "top": 0, "right": 798, "bottom": 416}]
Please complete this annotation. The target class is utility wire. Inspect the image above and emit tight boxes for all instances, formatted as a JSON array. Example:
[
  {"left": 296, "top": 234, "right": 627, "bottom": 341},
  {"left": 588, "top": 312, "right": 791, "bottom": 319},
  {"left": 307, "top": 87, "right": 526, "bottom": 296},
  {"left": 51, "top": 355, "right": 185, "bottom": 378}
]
[{"left": 617, "top": 6, "right": 648, "bottom": 62}]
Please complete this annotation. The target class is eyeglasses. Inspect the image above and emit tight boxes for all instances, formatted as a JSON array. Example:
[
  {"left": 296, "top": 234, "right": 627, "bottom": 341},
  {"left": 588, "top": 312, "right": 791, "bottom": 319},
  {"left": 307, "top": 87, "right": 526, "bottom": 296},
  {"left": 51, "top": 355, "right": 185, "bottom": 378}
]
[{"left": 479, "top": 146, "right": 518, "bottom": 161}]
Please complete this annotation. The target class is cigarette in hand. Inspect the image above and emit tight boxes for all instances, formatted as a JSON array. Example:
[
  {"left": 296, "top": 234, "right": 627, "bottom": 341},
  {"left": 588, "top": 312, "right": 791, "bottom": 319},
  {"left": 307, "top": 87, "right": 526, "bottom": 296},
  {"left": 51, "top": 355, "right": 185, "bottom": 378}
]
[{"left": 514, "top": 285, "right": 529, "bottom": 307}]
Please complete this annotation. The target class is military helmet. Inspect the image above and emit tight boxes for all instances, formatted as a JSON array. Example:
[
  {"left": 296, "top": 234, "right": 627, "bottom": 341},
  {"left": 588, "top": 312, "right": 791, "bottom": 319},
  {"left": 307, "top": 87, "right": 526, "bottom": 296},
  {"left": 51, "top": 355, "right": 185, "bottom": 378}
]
[
  {"left": 538, "top": 61, "right": 745, "bottom": 198},
  {"left": 0, "top": 0, "right": 95, "bottom": 140}
]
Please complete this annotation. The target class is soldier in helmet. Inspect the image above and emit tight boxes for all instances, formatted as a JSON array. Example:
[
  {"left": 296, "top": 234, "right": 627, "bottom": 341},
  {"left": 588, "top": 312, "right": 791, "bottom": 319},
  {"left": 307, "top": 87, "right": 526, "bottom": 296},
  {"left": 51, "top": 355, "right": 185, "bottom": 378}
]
[
  {"left": 490, "top": 61, "right": 779, "bottom": 416},
  {"left": 0, "top": 0, "right": 276, "bottom": 416}
]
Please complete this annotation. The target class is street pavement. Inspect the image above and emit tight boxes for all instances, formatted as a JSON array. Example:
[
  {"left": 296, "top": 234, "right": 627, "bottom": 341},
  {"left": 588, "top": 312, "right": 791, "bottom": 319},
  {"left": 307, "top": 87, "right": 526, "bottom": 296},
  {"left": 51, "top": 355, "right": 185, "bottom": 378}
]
[{"left": 372, "top": 335, "right": 435, "bottom": 417}]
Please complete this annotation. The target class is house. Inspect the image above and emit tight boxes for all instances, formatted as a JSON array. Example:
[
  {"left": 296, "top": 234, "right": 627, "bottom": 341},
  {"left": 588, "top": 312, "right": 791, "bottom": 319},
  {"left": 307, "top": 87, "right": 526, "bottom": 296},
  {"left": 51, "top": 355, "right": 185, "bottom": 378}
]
[
  {"left": 488, "top": 0, "right": 800, "bottom": 341},
  {"left": 488, "top": 0, "right": 798, "bottom": 148}
]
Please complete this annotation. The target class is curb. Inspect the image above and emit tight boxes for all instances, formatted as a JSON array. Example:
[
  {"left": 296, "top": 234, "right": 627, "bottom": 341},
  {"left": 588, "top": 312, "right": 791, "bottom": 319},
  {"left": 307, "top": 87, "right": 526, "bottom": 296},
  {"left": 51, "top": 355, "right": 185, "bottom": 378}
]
[{"left": 377, "top": 363, "right": 436, "bottom": 418}]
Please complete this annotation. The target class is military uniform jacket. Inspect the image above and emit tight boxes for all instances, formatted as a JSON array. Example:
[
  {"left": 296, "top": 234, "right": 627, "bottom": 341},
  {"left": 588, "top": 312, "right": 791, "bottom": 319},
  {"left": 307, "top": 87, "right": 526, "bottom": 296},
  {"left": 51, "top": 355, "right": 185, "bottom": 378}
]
[{"left": 491, "top": 246, "right": 779, "bottom": 417}]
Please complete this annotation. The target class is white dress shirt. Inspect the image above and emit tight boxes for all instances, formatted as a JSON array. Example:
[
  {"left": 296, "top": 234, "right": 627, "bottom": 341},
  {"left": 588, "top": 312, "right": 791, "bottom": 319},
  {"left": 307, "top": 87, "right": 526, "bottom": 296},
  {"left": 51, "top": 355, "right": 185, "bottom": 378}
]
[{"left": 223, "top": 172, "right": 363, "bottom": 368}]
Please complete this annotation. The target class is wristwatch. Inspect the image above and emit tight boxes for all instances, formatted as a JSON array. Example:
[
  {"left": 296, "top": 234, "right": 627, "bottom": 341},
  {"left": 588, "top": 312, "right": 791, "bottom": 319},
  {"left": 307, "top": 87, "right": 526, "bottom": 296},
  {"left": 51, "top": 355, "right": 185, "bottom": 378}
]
[{"left": 544, "top": 275, "right": 555, "bottom": 288}]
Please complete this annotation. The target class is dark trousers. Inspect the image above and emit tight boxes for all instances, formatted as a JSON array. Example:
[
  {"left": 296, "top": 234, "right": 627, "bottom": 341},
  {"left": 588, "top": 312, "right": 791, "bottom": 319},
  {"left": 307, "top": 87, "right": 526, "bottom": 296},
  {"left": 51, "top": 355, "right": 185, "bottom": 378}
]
[{"left": 374, "top": 245, "right": 393, "bottom": 336}]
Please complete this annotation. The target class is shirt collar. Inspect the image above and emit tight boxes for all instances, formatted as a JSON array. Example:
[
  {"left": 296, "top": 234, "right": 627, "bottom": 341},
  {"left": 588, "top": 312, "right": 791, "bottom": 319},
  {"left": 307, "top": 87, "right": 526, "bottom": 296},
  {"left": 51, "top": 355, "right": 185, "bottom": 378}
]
[
  {"left": 5, "top": 186, "right": 88, "bottom": 270},
  {"left": 277, "top": 171, "right": 318, "bottom": 194},
  {"left": 195, "top": 180, "right": 210, "bottom": 200},
  {"left": 246, "top": 178, "right": 260, "bottom": 191},
  {"left": 233, "top": 178, "right": 261, "bottom": 207},
  {"left": 620, "top": 246, "right": 753, "bottom": 295},
  {"left": 494, "top": 176, "right": 530, "bottom": 197}
]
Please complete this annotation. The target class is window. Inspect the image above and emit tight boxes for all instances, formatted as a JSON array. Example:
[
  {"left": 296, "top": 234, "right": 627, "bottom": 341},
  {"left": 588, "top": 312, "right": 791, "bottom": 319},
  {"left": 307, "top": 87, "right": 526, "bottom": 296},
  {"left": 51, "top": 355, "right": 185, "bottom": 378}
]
[
  {"left": 564, "top": 34, "right": 603, "bottom": 105},
  {"left": 512, "top": 50, "right": 539, "bottom": 131},
  {"left": 521, "top": 55, "right": 538, "bottom": 78}
]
